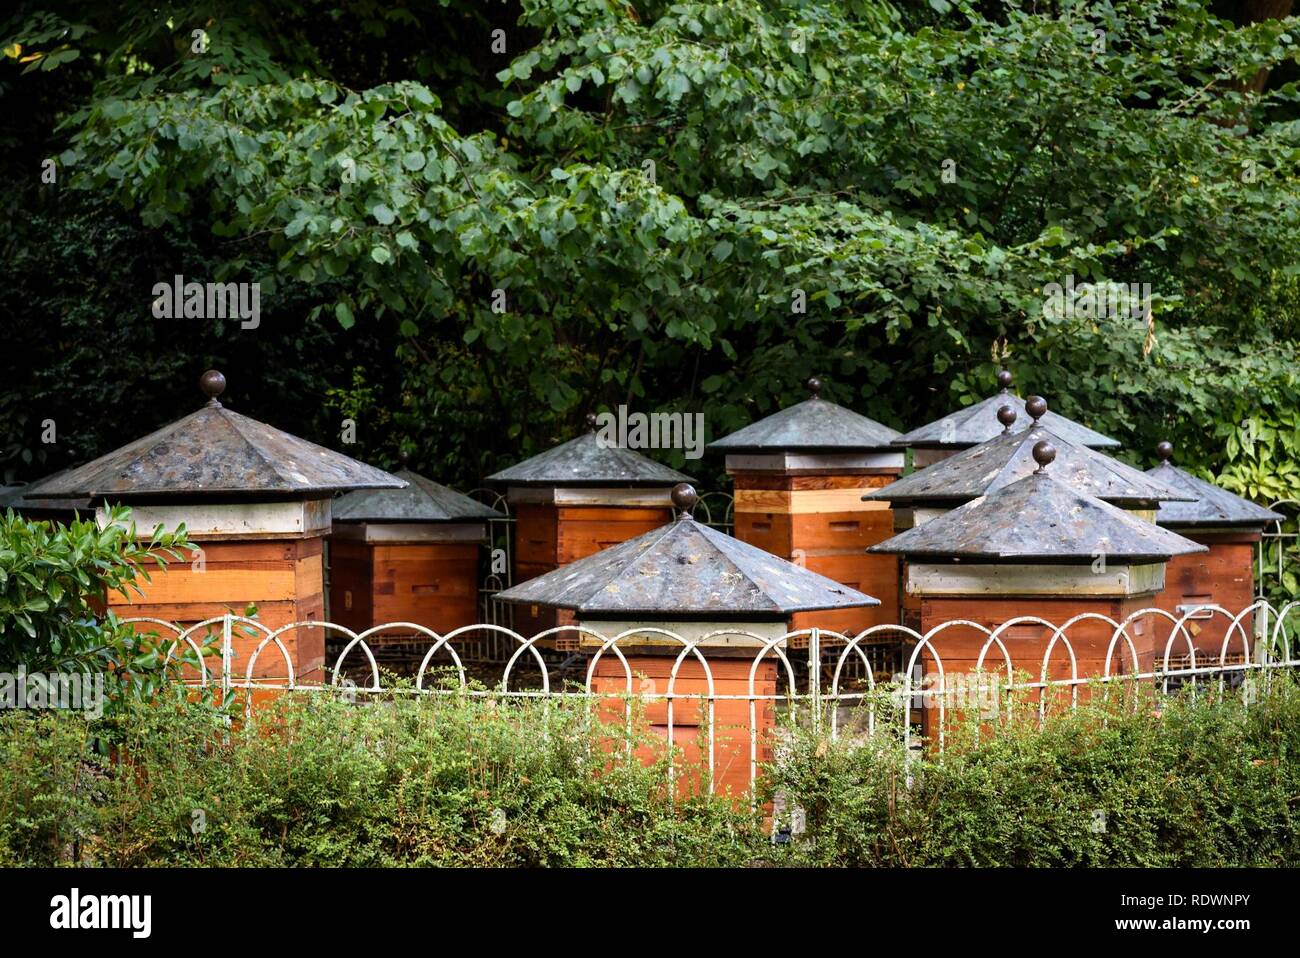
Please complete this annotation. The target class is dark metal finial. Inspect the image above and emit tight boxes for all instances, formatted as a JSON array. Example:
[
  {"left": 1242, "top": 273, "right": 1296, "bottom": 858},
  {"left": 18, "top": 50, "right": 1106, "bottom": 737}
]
[
  {"left": 671, "top": 482, "right": 698, "bottom": 518},
  {"left": 200, "top": 369, "right": 226, "bottom": 407},
  {"left": 806, "top": 377, "right": 822, "bottom": 398},
  {"left": 997, "top": 369, "right": 1013, "bottom": 392},
  {"left": 997, "top": 404, "right": 1017, "bottom": 433},
  {"left": 1032, "top": 439, "right": 1056, "bottom": 473},
  {"left": 1155, "top": 440, "right": 1173, "bottom": 463},
  {"left": 585, "top": 412, "right": 598, "bottom": 431},
  {"left": 397, "top": 447, "right": 411, "bottom": 466},
  {"left": 1025, "top": 395, "right": 1047, "bottom": 422}
]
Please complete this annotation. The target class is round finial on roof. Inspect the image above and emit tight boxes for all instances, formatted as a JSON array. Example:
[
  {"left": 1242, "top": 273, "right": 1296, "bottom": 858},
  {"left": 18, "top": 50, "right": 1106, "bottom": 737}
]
[
  {"left": 1155, "top": 440, "right": 1173, "bottom": 463},
  {"left": 1025, "top": 395, "right": 1047, "bottom": 422},
  {"left": 997, "top": 369, "right": 1013, "bottom": 391},
  {"left": 997, "top": 404, "right": 1017, "bottom": 433},
  {"left": 1032, "top": 439, "right": 1056, "bottom": 473},
  {"left": 806, "top": 377, "right": 822, "bottom": 398},
  {"left": 585, "top": 412, "right": 598, "bottom": 431},
  {"left": 670, "top": 482, "right": 698, "bottom": 518},
  {"left": 199, "top": 369, "right": 226, "bottom": 407},
  {"left": 397, "top": 448, "right": 411, "bottom": 466}
]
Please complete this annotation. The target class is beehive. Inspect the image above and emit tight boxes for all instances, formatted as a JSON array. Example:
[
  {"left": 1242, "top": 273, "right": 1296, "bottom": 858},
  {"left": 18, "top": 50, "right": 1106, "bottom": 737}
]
[
  {"left": 894, "top": 369, "right": 1120, "bottom": 468},
  {"left": 871, "top": 441, "right": 1205, "bottom": 738},
  {"left": 39, "top": 370, "right": 404, "bottom": 684},
  {"left": 328, "top": 464, "right": 502, "bottom": 637},
  {"left": 866, "top": 397, "right": 1191, "bottom": 633},
  {"left": 496, "top": 484, "right": 880, "bottom": 797},
  {"left": 709, "top": 378, "right": 903, "bottom": 640},
  {"left": 1145, "top": 441, "right": 1282, "bottom": 663},
  {"left": 487, "top": 415, "right": 692, "bottom": 643}
]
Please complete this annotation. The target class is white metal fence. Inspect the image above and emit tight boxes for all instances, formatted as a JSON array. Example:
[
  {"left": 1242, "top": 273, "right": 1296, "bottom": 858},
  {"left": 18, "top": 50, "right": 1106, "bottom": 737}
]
[{"left": 129, "top": 600, "right": 1300, "bottom": 796}]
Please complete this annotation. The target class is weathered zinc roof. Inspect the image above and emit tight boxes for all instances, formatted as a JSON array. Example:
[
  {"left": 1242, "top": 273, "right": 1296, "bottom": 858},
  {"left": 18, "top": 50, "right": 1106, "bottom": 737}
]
[
  {"left": 1146, "top": 443, "right": 1284, "bottom": 529},
  {"left": 0, "top": 470, "right": 94, "bottom": 514},
  {"left": 870, "top": 442, "right": 1206, "bottom": 563},
  {"left": 496, "top": 485, "right": 879, "bottom": 617},
  {"left": 487, "top": 429, "right": 693, "bottom": 487},
  {"left": 894, "top": 370, "right": 1120, "bottom": 450},
  {"left": 866, "top": 400, "right": 1189, "bottom": 508},
  {"left": 39, "top": 371, "right": 405, "bottom": 500},
  {"left": 708, "top": 378, "right": 900, "bottom": 453},
  {"left": 333, "top": 468, "right": 502, "bottom": 523}
]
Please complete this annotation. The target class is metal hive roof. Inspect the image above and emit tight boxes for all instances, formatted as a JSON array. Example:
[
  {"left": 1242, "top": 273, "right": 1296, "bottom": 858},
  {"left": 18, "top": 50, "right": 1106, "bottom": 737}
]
[
  {"left": 38, "top": 371, "right": 405, "bottom": 500},
  {"left": 708, "top": 380, "right": 901, "bottom": 453},
  {"left": 486, "top": 430, "right": 693, "bottom": 487},
  {"left": 333, "top": 468, "right": 502, "bottom": 523},
  {"left": 496, "top": 510, "right": 880, "bottom": 617},
  {"left": 894, "top": 372, "right": 1120, "bottom": 450},
  {"left": 0, "top": 469, "right": 93, "bottom": 514},
  {"left": 869, "top": 467, "right": 1207, "bottom": 563},
  {"left": 866, "top": 417, "right": 1190, "bottom": 508},
  {"left": 1146, "top": 459, "right": 1284, "bottom": 529}
]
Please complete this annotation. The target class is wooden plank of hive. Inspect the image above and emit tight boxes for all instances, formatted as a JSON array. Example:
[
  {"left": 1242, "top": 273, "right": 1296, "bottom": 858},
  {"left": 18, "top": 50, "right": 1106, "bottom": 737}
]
[
  {"left": 512, "top": 503, "right": 559, "bottom": 565},
  {"left": 555, "top": 506, "right": 671, "bottom": 563},
  {"left": 734, "top": 488, "right": 892, "bottom": 514},
  {"left": 731, "top": 473, "right": 897, "bottom": 491}
]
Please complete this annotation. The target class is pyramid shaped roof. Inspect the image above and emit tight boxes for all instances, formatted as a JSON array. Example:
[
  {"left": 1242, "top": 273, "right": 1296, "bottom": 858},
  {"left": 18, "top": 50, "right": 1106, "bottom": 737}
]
[{"left": 39, "top": 371, "right": 404, "bottom": 500}]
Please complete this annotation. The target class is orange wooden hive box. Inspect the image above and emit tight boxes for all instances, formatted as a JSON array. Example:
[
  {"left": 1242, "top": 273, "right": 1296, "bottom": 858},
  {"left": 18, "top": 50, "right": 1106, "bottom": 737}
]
[
  {"left": 328, "top": 459, "right": 502, "bottom": 641},
  {"left": 495, "top": 483, "right": 880, "bottom": 799},
  {"left": 871, "top": 440, "right": 1206, "bottom": 738},
  {"left": 867, "top": 397, "right": 1192, "bottom": 637},
  {"left": 1144, "top": 441, "right": 1282, "bottom": 665},
  {"left": 38, "top": 370, "right": 405, "bottom": 686},
  {"left": 709, "top": 377, "right": 905, "bottom": 642},
  {"left": 486, "top": 414, "right": 693, "bottom": 646},
  {"left": 892, "top": 368, "right": 1121, "bottom": 469}
]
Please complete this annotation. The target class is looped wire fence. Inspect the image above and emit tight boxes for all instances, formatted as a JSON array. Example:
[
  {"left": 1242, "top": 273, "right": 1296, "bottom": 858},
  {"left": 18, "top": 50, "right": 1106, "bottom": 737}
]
[{"left": 129, "top": 599, "right": 1300, "bottom": 797}]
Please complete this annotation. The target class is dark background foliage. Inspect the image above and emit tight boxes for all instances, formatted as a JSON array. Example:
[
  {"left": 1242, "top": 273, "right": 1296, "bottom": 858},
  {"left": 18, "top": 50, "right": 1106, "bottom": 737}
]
[{"left": 2, "top": 0, "right": 1299, "bottom": 497}]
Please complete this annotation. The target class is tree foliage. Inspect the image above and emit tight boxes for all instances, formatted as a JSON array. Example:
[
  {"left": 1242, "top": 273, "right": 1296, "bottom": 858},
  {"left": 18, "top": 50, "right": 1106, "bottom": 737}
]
[{"left": 2, "top": 0, "right": 1299, "bottom": 495}]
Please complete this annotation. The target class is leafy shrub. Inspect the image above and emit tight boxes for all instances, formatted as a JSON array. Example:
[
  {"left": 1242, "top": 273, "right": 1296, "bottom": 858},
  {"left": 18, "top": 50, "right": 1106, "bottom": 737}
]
[
  {"left": 0, "top": 506, "right": 204, "bottom": 708},
  {"left": 2, "top": 676, "right": 1299, "bottom": 867},
  {"left": 0, "top": 690, "right": 761, "bottom": 867},
  {"left": 764, "top": 679, "right": 1300, "bottom": 867}
]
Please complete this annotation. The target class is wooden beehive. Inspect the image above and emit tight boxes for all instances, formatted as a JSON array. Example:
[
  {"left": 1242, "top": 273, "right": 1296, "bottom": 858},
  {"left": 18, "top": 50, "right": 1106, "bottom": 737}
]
[
  {"left": 488, "top": 419, "right": 692, "bottom": 645},
  {"left": 871, "top": 397, "right": 1190, "bottom": 636},
  {"left": 38, "top": 370, "right": 405, "bottom": 685},
  {"left": 103, "top": 506, "right": 330, "bottom": 682},
  {"left": 872, "top": 441, "right": 1206, "bottom": 738},
  {"left": 497, "top": 485, "right": 880, "bottom": 797},
  {"left": 711, "top": 379, "right": 905, "bottom": 641},
  {"left": 1145, "top": 443, "right": 1282, "bottom": 662},
  {"left": 328, "top": 467, "right": 501, "bottom": 639}
]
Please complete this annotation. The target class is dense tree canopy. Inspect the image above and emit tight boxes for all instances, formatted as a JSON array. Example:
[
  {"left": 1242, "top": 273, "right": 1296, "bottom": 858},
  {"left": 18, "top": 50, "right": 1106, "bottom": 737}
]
[{"left": 3, "top": 0, "right": 1300, "bottom": 500}]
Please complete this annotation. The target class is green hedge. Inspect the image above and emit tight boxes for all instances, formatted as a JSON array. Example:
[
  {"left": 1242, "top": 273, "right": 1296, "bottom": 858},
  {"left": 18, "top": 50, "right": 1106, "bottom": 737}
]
[
  {"left": 767, "top": 679, "right": 1300, "bottom": 867},
  {"left": 2, "top": 678, "right": 1298, "bottom": 867}
]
